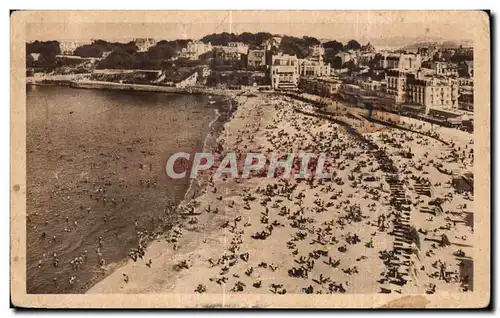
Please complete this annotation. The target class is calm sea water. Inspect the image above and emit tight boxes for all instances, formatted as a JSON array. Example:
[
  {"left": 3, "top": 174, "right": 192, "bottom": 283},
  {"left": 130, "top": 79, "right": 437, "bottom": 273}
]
[{"left": 26, "top": 85, "right": 218, "bottom": 293}]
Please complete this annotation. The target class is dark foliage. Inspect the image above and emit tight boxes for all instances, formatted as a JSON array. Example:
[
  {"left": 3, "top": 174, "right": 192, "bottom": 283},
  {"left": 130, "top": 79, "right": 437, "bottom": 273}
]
[
  {"left": 26, "top": 40, "right": 61, "bottom": 55},
  {"left": 74, "top": 44, "right": 104, "bottom": 58},
  {"left": 329, "top": 56, "right": 343, "bottom": 69},
  {"left": 200, "top": 32, "right": 273, "bottom": 47},
  {"left": 279, "top": 36, "right": 319, "bottom": 59},
  {"left": 302, "top": 36, "right": 320, "bottom": 47},
  {"left": 96, "top": 40, "right": 191, "bottom": 69},
  {"left": 368, "top": 53, "right": 383, "bottom": 69},
  {"left": 450, "top": 53, "right": 473, "bottom": 64},
  {"left": 345, "top": 39, "right": 361, "bottom": 51},
  {"left": 26, "top": 41, "right": 61, "bottom": 70},
  {"left": 74, "top": 40, "right": 138, "bottom": 58},
  {"left": 323, "top": 40, "right": 344, "bottom": 54}
]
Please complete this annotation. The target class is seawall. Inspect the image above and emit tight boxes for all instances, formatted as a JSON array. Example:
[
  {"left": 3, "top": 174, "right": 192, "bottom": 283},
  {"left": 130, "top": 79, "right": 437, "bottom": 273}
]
[{"left": 27, "top": 78, "right": 235, "bottom": 97}]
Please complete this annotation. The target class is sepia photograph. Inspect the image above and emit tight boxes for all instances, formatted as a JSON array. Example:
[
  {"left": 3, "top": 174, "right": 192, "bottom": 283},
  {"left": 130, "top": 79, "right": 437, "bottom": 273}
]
[{"left": 10, "top": 10, "right": 490, "bottom": 308}]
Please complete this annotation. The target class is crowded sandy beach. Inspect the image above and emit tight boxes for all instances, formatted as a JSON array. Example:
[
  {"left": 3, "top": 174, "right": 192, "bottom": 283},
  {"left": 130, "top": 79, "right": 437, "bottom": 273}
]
[{"left": 86, "top": 91, "right": 474, "bottom": 295}]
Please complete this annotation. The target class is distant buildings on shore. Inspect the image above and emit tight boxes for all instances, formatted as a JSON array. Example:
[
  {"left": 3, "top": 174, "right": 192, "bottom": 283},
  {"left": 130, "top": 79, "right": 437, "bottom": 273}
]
[
  {"left": 30, "top": 36, "right": 475, "bottom": 117},
  {"left": 181, "top": 41, "right": 213, "bottom": 60},
  {"left": 270, "top": 53, "right": 300, "bottom": 90},
  {"left": 59, "top": 40, "right": 91, "bottom": 55},
  {"left": 379, "top": 53, "right": 422, "bottom": 71},
  {"left": 134, "top": 38, "right": 157, "bottom": 52},
  {"left": 247, "top": 49, "right": 266, "bottom": 69}
]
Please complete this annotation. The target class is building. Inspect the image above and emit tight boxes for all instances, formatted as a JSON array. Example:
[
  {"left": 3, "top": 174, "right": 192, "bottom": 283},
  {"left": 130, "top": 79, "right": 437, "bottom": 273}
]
[
  {"left": 182, "top": 41, "right": 213, "bottom": 60},
  {"left": 441, "top": 48, "right": 457, "bottom": 61},
  {"left": 333, "top": 68, "right": 350, "bottom": 75},
  {"left": 134, "top": 38, "right": 157, "bottom": 52},
  {"left": 338, "top": 83, "right": 362, "bottom": 103},
  {"left": 59, "top": 41, "right": 85, "bottom": 55},
  {"left": 358, "top": 53, "right": 376, "bottom": 67},
  {"left": 399, "top": 54, "right": 422, "bottom": 71},
  {"left": 386, "top": 70, "right": 408, "bottom": 103},
  {"left": 310, "top": 45, "right": 325, "bottom": 58},
  {"left": 459, "top": 60, "right": 474, "bottom": 78},
  {"left": 298, "top": 56, "right": 331, "bottom": 77},
  {"left": 270, "top": 53, "right": 300, "bottom": 90},
  {"left": 458, "top": 90, "right": 473, "bottom": 112},
  {"left": 360, "top": 42, "right": 376, "bottom": 53},
  {"left": 380, "top": 53, "right": 421, "bottom": 71},
  {"left": 214, "top": 47, "right": 244, "bottom": 65},
  {"left": 379, "top": 55, "right": 400, "bottom": 69},
  {"left": 335, "top": 52, "right": 353, "bottom": 66},
  {"left": 455, "top": 46, "right": 474, "bottom": 59},
  {"left": 405, "top": 74, "right": 459, "bottom": 112},
  {"left": 359, "top": 79, "right": 383, "bottom": 93},
  {"left": 299, "top": 77, "right": 341, "bottom": 97},
  {"left": 417, "top": 45, "right": 437, "bottom": 61},
  {"left": 430, "top": 61, "right": 459, "bottom": 77},
  {"left": 457, "top": 77, "right": 473, "bottom": 87},
  {"left": 262, "top": 37, "right": 282, "bottom": 50},
  {"left": 247, "top": 49, "right": 267, "bottom": 69},
  {"left": 227, "top": 42, "right": 249, "bottom": 55}
]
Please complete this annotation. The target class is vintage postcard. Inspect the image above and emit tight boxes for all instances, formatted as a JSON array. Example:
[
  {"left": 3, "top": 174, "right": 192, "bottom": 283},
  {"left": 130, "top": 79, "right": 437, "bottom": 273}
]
[{"left": 11, "top": 10, "right": 490, "bottom": 308}]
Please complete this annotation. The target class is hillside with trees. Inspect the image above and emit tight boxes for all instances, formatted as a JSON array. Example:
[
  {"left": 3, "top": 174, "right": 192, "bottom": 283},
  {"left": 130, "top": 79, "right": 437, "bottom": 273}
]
[
  {"left": 27, "top": 35, "right": 367, "bottom": 72},
  {"left": 323, "top": 40, "right": 343, "bottom": 54},
  {"left": 26, "top": 40, "right": 61, "bottom": 70},
  {"left": 345, "top": 39, "right": 361, "bottom": 51},
  {"left": 74, "top": 40, "right": 138, "bottom": 58},
  {"left": 200, "top": 32, "right": 274, "bottom": 47},
  {"left": 279, "top": 36, "right": 321, "bottom": 58},
  {"left": 27, "top": 40, "right": 61, "bottom": 55},
  {"left": 95, "top": 40, "right": 193, "bottom": 69}
]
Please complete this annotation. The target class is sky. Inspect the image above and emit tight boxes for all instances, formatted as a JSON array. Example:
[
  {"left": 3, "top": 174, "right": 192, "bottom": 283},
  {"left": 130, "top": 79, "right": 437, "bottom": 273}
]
[{"left": 25, "top": 11, "right": 481, "bottom": 46}]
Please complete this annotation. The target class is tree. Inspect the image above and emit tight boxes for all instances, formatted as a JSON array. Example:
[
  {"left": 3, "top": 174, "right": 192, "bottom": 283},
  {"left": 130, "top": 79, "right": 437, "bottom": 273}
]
[
  {"left": 450, "top": 53, "right": 473, "bottom": 64},
  {"left": 121, "top": 41, "right": 139, "bottom": 55},
  {"left": 331, "top": 56, "right": 343, "bottom": 69},
  {"left": 74, "top": 44, "right": 104, "bottom": 58},
  {"left": 200, "top": 32, "right": 237, "bottom": 46},
  {"left": 200, "top": 32, "right": 273, "bottom": 47},
  {"left": 323, "top": 40, "right": 344, "bottom": 54},
  {"left": 342, "top": 60, "right": 359, "bottom": 71},
  {"left": 254, "top": 32, "right": 273, "bottom": 46},
  {"left": 26, "top": 40, "right": 60, "bottom": 55},
  {"left": 26, "top": 52, "right": 34, "bottom": 67},
  {"left": 175, "top": 57, "right": 204, "bottom": 68},
  {"left": 165, "top": 39, "right": 190, "bottom": 51},
  {"left": 147, "top": 42, "right": 178, "bottom": 60},
  {"left": 368, "top": 53, "right": 383, "bottom": 69},
  {"left": 238, "top": 32, "right": 256, "bottom": 45},
  {"left": 74, "top": 40, "right": 138, "bottom": 58},
  {"left": 97, "top": 48, "right": 135, "bottom": 69},
  {"left": 302, "top": 36, "right": 320, "bottom": 47},
  {"left": 279, "top": 36, "right": 310, "bottom": 58},
  {"left": 345, "top": 39, "right": 361, "bottom": 51}
]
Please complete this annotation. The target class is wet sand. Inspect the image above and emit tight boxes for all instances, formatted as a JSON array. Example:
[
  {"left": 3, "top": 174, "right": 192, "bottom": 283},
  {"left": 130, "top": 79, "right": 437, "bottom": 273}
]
[{"left": 87, "top": 92, "right": 474, "bottom": 296}]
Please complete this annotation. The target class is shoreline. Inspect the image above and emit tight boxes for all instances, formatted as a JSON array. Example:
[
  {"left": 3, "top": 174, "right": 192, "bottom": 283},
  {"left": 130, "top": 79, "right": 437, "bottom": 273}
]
[
  {"left": 182, "top": 95, "right": 238, "bottom": 206},
  {"left": 26, "top": 85, "right": 237, "bottom": 294},
  {"left": 84, "top": 93, "right": 237, "bottom": 293},
  {"left": 27, "top": 78, "right": 238, "bottom": 96}
]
